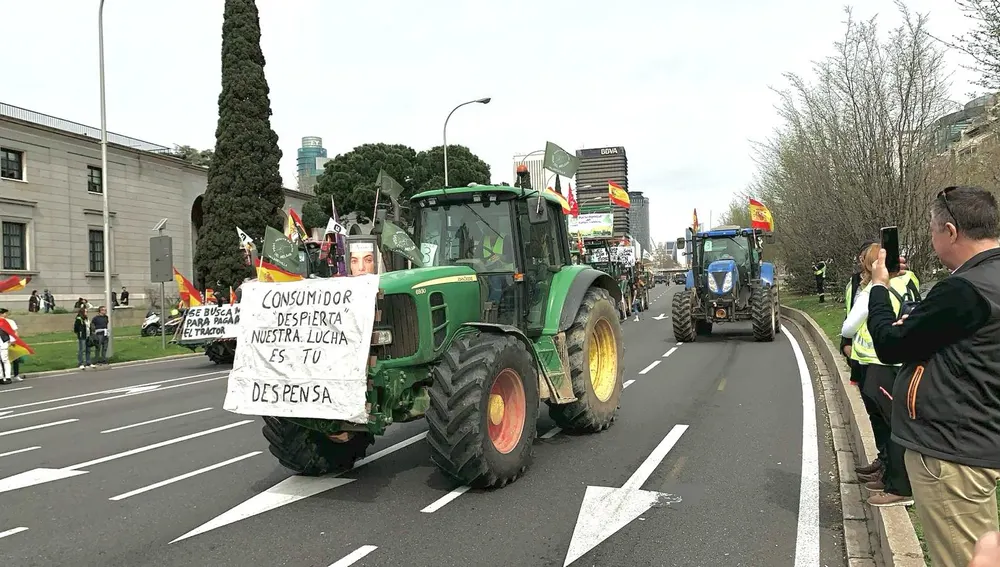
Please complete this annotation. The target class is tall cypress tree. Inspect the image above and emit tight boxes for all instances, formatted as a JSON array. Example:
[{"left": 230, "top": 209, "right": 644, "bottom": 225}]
[{"left": 195, "top": 0, "right": 284, "bottom": 289}]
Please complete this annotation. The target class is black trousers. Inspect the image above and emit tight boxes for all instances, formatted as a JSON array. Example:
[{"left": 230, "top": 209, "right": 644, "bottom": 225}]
[
  {"left": 851, "top": 360, "right": 889, "bottom": 463},
  {"left": 862, "top": 363, "right": 912, "bottom": 496}
]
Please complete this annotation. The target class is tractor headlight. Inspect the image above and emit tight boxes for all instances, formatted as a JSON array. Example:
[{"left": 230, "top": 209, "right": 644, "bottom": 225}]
[
  {"left": 708, "top": 275, "right": 719, "bottom": 293},
  {"left": 721, "top": 271, "right": 733, "bottom": 292},
  {"left": 372, "top": 329, "right": 393, "bottom": 345}
]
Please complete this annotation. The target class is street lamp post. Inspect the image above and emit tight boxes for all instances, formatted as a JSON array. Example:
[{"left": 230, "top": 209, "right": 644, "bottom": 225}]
[
  {"left": 442, "top": 97, "right": 491, "bottom": 187},
  {"left": 98, "top": 0, "right": 114, "bottom": 356}
]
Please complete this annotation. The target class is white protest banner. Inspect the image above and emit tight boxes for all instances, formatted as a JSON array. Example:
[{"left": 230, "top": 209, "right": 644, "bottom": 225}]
[
  {"left": 179, "top": 305, "right": 241, "bottom": 343},
  {"left": 223, "top": 275, "right": 379, "bottom": 423}
]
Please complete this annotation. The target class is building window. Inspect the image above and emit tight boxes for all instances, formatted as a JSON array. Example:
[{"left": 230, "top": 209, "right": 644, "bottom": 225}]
[
  {"left": 87, "top": 166, "right": 103, "bottom": 193},
  {"left": 1, "top": 148, "right": 24, "bottom": 181},
  {"left": 2, "top": 222, "right": 27, "bottom": 271},
  {"left": 88, "top": 229, "right": 105, "bottom": 273}
]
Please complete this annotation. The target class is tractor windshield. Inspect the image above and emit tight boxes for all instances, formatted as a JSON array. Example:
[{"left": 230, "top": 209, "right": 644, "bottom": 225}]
[
  {"left": 415, "top": 201, "right": 516, "bottom": 273},
  {"left": 699, "top": 236, "right": 749, "bottom": 268}
]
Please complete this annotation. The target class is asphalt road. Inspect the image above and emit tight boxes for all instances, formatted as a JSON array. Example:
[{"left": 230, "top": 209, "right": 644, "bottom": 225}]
[{"left": 0, "top": 284, "right": 845, "bottom": 567}]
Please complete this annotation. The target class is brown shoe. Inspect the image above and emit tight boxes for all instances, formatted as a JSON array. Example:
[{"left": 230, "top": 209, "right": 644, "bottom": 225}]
[
  {"left": 864, "top": 480, "right": 885, "bottom": 492},
  {"left": 867, "top": 492, "right": 913, "bottom": 507},
  {"left": 857, "top": 468, "right": 884, "bottom": 484},
  {"left": 855, "top": 458, "right": 882, "bottom": 475}
]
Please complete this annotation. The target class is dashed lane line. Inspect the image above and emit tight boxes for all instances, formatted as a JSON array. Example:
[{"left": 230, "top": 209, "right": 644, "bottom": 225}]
[
  {"left": 0, "top": 527, "right": 28, "bottom": 539},
  {"left": 420, "top": 376, "right": 640, "bottom": 514},
  {"left": 328, "top": 545, "right": 379, "bottom": 567},
  {"left": 0, "top": 446, "right": 39, "bottom": 458},
  {"left": 0, "top": 419, "right": 78, "bottom": 437},
  {"left": 638, "top": 360, "right": 661, "bottom": 375},
  {"left": 110, "top": 451, "right": 262, "bottom": 501},
  {"left": 101, "top": 407, "right": 214, "bottom": 434},
  {"left": 662, "top": 347, "right": 678, "bottom": 358},
  {"left": 0, "top": 387, "right": 32, "bottom": 394}
]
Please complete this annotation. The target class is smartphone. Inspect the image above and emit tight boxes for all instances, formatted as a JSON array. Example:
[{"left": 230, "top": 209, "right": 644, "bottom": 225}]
[{"left": 881, "top": 226, "right": 900, "bottom": 273}]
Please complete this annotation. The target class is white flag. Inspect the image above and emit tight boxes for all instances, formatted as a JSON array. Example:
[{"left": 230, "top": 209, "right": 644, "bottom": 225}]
[
  {"left": 325, "top": 218, "right": 346, "bottom": 236},
  {"left": 236, "top": 227, "right": 255, "bottom": 251}
]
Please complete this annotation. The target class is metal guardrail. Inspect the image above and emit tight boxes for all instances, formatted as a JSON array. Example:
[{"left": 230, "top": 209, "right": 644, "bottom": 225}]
[{"left": 0, "top": 102, "right": 174, "bottom": 154}]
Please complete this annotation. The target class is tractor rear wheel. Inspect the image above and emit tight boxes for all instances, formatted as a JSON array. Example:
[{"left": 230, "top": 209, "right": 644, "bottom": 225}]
[
  {"left": 548, "top": 287, "right": 624, "bottom": 433},
  {"left": 751, "top": 286, "right": 777, "bottom": 342},
  {"left": 205, "top": 341, "right": 235, "bottom": 365},
  {"left": 426, "top": 332, "right": 539, "bottom": 488},
  {"left": 262, "top": 417, "right": 373, "bottom": 476},
  {"left": 671, "top": 290, "right": 697, "bottom": 342}
]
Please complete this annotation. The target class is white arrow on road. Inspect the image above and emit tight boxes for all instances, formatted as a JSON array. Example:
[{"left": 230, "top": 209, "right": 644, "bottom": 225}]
[
  {"left": 106, "top": 384, "right": 162, "bottom": 395},
  {"left": 0, "top": 411, "right": 11, "bottom": 418},
  {"left": 563, "top": 424, "right": 688, "bottom": 566},
  {"left": 652, "top": 313, "right": 667, "bottom": 320}
]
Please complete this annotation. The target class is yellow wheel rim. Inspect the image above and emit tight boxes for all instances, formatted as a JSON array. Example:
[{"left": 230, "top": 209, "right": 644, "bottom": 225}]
[
  {"left": 588, "top": 318, "right": 618, "bottom": 402},
  {"left": 488, "top": 393, "right": 505, "bottom": 426}
]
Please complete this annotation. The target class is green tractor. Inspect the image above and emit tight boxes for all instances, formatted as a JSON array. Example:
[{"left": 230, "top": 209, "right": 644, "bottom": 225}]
[{"left": 263, "top": 184, "right": 626, "bottom": 488}]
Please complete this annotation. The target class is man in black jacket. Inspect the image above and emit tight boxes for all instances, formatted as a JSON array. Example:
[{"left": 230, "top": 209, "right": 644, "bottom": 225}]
[{"left": 868, "top": 185, "right": 1000, "bottom": 567}]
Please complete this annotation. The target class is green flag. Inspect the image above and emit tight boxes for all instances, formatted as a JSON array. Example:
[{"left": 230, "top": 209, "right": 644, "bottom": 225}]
[
  {"left": 376, "top": 169, "right": 405, "bottom": 205},
  {"left": 381, "top": 221, "right": 423, "bottom": 267},
  {"left": 543, "top": 141, "right": 580, "bottom": 178},
  {"left": 263, "top": 225, "right": 301, "bottom": 273}
]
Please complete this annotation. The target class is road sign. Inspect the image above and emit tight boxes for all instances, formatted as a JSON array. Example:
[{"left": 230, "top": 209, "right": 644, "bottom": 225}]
[
  {"left": 563, "top": 424, "right": 688, "bottom": 566},
  {"left": 149, "top": 236, "right": 173, "bottom": 283}
]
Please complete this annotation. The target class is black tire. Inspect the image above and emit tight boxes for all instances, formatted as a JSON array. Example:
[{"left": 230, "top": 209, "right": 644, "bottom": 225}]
[
  {"left": 548, "top": 287, "right": 624, "bottom": 433},
  {"left": 774, "top": 291, "right": 783, "bottom": 333},
  {"left": 671, "top": 290, "right": 697, "bottom": 342},
  {"left": 751, "top": 286, "right": 776, "bottom": 342},
  {"left": 426, "top": 332, "right": 539, "bottom": 488},
  {"left": 205, "top": 341, "right": 235, "bottom": 365},
  {"left": 142, "top": 324, "right": 159, "bottom": 337},
  {"left": 695, "top": 319, "right": 713, "bottom": 336},
  {"left": 262, "top": 417, "right": 373, "bottom": 475}
]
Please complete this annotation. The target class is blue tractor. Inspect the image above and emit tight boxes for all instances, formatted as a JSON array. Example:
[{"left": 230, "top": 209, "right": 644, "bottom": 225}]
[{"left": 671, "top": 225, "right": 780, "bottom": 342}]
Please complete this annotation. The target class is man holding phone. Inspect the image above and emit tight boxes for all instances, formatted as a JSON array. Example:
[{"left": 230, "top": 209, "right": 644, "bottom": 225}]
[{"left": 867, "top": 186, "right": 1000, "bottom": 567}]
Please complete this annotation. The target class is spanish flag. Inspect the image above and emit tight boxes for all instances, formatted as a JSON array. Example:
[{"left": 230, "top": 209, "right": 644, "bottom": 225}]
[
  {"left": 0, "top": 319, "right": 33, "bottom": 361},
  {"left": 545, "top": 186, "right": 570, "bottom": 214},
  {"left": 229, "top": 286, "right": 237, "bottom": 305},
  {"left": 256, "top": 258, "right": 304, "bottom": 283},
  {"left": 749, "top": 198, "right": 774, "bottom": 232},
  {"left": 0, "top": 275, "right": 29, "bottom": 294},
  {"left": 173, "top": 267, "right": 203, "bottom": 307},
  {"left": 608, "top": 181, "right": 630, "bottom": 208},
  {"left": 285, "top": 208, "right": 309, "bottom": 243}
]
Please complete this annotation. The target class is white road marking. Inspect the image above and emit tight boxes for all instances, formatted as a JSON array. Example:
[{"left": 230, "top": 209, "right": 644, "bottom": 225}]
[
  {"left": 0, "top": 411, "right": 11, "bottom": 417},
  {"left": 623, "top": 379, "right": 635, "bottom": 388},
  {"left": 540, "top": 427, "right": 561, "bottom": 439},
  {"left": 675, "top": 342, "right": 683, "bottom": 346},
  {"left": 0, "top": 386, "right": 32, "bottom": 394},
  {"left": 652, "top": 313, "right": 667, "bottom": 320},
  {"left": 171, "top": 431, "right": 429, "bottom": 543},
  {"left": 101, "top": 407, "right": 214, "bottom": 434},
  {"left": 786, "top": 332, "right": 820, "bottom": 567},
  {"left": 0, "top": 446, "right": 39, "bottom": 458},
  {"left": 105, "top": 384, "right": 162, "bottom": 395},
  {"left": 563, "top": 424, "right": 688, "bottom": 566},
  {"left": 0, "top": 371, "right": 225, "bottom": 412},
  {"left": 420, "top": 485, "right": 471, "bottom": 513},
  {"left": 0, "top": 419, "right": 78, "bottom": 437},
  {"left": 0, "top": 376, "right": 226, "bottom": 422},
  {"left": 638, "top": 360, "right": 660, "bottom": 375},
  {"left": 328, "top": 545, "right": 378, "bottom": 567},
  {"left": 0, "top": 420, "right": 254, "bottom": 494},
  {"left": 662, "top": 346, "right": 678, "bottom": 358},
  {"left": 110, "top": 451, "right": 262, "bottom": 501},
  {"left": 0, "top": 526, "right": 28, "bottom": 539}
]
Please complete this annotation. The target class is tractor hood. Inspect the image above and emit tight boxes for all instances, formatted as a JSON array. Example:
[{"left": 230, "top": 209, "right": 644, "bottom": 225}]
[
  {"left": 706, "top": 259, "right": 738, "bottom": 295},
  {"left": 377, "top": 265, "right": 478, "bottom": 294}
]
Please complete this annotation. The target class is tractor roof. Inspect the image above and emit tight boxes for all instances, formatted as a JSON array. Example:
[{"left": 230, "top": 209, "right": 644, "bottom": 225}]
[
  {"left": 411, "top": 184, "right": 566, "bottom": 206},
  {"left": 697, "top": 226, "right": 769, "bottom": 238}
]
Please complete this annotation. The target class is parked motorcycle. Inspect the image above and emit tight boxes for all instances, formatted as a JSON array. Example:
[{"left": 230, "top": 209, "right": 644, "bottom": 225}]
[{"left": 141, "top": 308, "right": 184, "bottom": 337}]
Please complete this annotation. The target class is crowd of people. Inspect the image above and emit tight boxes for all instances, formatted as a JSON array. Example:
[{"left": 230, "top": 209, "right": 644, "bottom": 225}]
[{"left": 838, "top": 185, "right": 1000, "bottom": 567}]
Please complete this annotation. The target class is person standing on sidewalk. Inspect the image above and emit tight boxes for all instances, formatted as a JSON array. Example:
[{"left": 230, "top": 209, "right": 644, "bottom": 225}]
[
  {"left": 74, "top": 307, "right": 93, "bottom": 370},
  {"left": 0, "top": 309, "right": 12, "bottom": 384},
  {"left": 90, "top": 306, "right": 110, "bottom": 365},
  {"left": 868, "top": 185, "right": 1000, "bottom": 567},
  {"left": 0, "top": 309, "right": 25, "bottom": 382}
]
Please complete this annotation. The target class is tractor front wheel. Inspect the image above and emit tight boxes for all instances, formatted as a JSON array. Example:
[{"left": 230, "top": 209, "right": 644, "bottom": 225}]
[
  {"left": 426, "top": 332, "right": 539, "bottom": 488},
  {"left": 671, "top": 290, "right": 697, "bottom": 342},
  {"left": 548, "top": 287, "right": 624, "bottom": 433},
  {"left": 751, "top": 287, "right": 777, "bottom": 342},
  {"left": 262, "top": 417, "right": 373, "bottom": 476}
]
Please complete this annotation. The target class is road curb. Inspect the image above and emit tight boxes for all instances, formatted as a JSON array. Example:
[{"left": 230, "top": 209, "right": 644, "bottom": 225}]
[
  {"left": 19, "top": 352, "right": 205, "bottom": 380},
  {"left": 782, "top": 305, "right": 925, "bottom": 567}
]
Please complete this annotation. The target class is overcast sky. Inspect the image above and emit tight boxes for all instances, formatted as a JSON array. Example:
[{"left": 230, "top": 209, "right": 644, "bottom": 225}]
[{"left": 1, "top": 0, "right": 980, "bottom": 245}]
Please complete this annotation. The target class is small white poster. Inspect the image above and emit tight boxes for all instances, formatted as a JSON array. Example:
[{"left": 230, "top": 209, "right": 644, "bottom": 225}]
[
  {"left": 179, "top": 305, "right": 241, "bottom": 343},
  {"left": 223, "top": 275, "right": 380, "bottom": 423}
]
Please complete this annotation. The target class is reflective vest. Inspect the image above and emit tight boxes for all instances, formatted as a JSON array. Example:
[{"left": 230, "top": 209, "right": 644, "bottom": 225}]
[
  {"left": 815, "top": 263, "right": 827, "bottom": 277},
  {"left": 850, "top": 273, "right": 917, "bottom": 365},
  {"left": 483, "top": 235, "right": 504, "bottom": 261}
]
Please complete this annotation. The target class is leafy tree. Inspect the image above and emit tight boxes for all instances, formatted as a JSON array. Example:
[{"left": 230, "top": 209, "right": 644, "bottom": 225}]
[
  {"left": 950, "top": 0, "right": 1000, "bottom": 90},
  {"left": 170, "top": 145, "right": 214, "bottom": 167},
  {"left": 194, "top": 0, "right": 284, "bottom": 289},
  {"left": 413, "top": 145, "right": 492, "bottom": 191}
]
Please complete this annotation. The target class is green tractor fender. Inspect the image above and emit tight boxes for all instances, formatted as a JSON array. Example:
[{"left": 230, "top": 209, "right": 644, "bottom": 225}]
[{"left": 548, "top": 267, "right": 623, "bottom": 334}]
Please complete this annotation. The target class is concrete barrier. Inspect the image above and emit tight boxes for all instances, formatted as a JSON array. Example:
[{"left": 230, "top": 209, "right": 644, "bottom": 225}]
[
  {"left": 10, "top": 307, "right": 147, "bottom": 336},
  {"left": 782, "top": 305, "right": 926, "bottom": 567}
]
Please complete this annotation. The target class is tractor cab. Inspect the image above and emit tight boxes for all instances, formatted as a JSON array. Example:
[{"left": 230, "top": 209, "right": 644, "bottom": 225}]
[{"left": 412, "top": 185, "right": 571, "bottom": 334}]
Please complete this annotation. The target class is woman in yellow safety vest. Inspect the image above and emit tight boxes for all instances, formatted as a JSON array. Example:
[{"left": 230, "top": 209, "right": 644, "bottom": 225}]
[{"left": 841, "top": 242, "right": 920, "bottom": 508}]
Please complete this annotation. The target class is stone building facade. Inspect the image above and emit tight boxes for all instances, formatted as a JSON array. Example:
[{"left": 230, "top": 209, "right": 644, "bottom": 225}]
[{"left": 0, "top": 103, "right": 307, "bottom": 308}]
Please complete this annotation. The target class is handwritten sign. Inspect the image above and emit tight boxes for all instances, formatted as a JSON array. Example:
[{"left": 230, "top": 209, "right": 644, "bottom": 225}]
[
  {"left": 180, "top": 305, "right": 241, "bottom": 342},
  {"left": 223, "top": 275, "right": 379, "bottom": 423}
]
